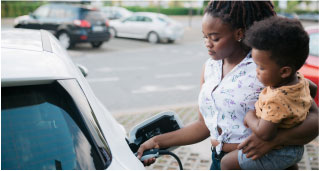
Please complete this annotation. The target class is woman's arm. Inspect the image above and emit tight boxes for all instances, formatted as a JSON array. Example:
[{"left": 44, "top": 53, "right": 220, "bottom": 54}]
[
  {"left": 306, "top": 78, "right": 317, "bottom": 99},
  {"left": 238, "top": 100, "right": 319, "bottom": 160},
  {"left": 137, "top": 63, "right": 209, "bottom": 164},
  {"left": 276, "top": 100, "right": 318, "bottom": 145}
]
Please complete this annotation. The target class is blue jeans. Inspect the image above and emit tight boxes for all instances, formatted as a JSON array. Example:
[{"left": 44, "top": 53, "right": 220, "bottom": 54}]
[
  {"left": 210, "top": 147, "right": 227, "bottom": 170},
  {"left": 238, "top": 145, "right": 304, "bottom": 169}
]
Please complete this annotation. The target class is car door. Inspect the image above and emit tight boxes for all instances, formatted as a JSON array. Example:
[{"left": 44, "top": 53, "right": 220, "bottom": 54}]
[
  {"left": 137, "top": 16, "right": 153, "bottom": 38},
  {"left": 117, "top": 15, "right": 139, "bottom": 38}
]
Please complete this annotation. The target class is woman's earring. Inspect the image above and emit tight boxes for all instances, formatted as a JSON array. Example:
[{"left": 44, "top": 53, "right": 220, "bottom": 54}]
[{"left": 238, "top": 38, "right": 242, "bottom": 42}]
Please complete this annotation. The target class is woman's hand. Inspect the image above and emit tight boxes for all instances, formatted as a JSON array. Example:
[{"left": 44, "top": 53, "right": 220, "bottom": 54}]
[
  {"left": 137, "top": 137, "right": 160, "bottom": 166},
  {"left": 237, "top": 133, "right": 276, "bottom": 160}
]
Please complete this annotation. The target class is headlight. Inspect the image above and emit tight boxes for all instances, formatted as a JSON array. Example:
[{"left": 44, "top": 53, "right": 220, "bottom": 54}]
[{"left": 14, "top": 18, "right": 20, "bottom": 25}]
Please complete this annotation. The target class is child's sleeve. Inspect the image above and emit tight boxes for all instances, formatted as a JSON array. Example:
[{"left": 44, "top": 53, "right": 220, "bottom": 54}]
[{"left": 260, "top": 98, "right": 288, "bottom": 124}]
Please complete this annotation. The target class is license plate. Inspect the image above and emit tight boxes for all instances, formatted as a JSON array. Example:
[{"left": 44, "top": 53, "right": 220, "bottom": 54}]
[{"left": 92, "top": 26, "right": 104, "bottom": 32}]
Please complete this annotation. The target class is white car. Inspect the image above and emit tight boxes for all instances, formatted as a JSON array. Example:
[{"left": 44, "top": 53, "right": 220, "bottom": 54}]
[
  {"left": 100, "top": 6, "right": 133, "bottom": 20},
  {"left": 109, "top": 12, "right": 184, "bottom": 43},
  {"left": 1, "top": 29, "right": 145, "bottom": 170}
]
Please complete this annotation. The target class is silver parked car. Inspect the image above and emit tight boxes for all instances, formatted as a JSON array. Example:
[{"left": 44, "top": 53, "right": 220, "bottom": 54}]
[
  {"left": 1, "top": 29, "right": 145, "bottom": 170},
  {"left": 109, "top": 12, "right": 184, "bottom": 43}
]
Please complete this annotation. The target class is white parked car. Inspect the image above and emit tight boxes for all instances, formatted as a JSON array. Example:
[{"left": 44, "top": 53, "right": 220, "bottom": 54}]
[
  {"left": 100, "top": 6, "right": 133, "bottom": 20},
  {"left": 1, "top": 29, "right": 145, "bottom": 170},
  {"left": 109, "top": 12, "right": 184, "bottom": 43}
]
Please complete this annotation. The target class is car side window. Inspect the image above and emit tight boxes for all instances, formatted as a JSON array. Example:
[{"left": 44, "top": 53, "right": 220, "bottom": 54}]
[
  {"left": 124, "top": 16, "right": 138, "bottom": 22},
  {"left": 64, "top": 9, "right": 77, "bottom": 19},
  {"left": 136, "top": 16, "right": 144, "bottom": 22},
  {"left": 309, "top": 32, "right": 319, "bottom": 57},
  {"left": 144, "top": 16, "right": 152, "bottom": 22},
  {"left": 33, "top": 5, "right": 50, "bottom": 18},
  {"left": 48, "top": 7, "right": 66, "bottom": 19}
]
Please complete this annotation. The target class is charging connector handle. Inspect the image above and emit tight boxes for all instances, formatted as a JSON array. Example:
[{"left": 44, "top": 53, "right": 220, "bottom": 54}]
[
  {"left": 135, "top": 149, "right": 159, "bottom": 162},
  {"left": 136, "top": 149, "right": 183, "bottom": 170}
]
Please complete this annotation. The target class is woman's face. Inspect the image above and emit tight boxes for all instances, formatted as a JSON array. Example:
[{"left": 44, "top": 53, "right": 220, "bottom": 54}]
[{"left": 202, "top": 14, "right": 240, "bottom": 60}]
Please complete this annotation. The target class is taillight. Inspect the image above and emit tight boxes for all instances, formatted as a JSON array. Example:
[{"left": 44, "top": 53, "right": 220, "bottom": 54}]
[
  {"left": 74, "top": 20, "right": 91, "bottom": 28},
  {"left": 105, "top": 20, "right": 109, "bottom": 27}
]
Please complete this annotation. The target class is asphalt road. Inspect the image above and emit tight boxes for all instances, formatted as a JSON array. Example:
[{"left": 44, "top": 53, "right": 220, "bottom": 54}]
[{"left": 69, "top": 16, "right": 207, "bottom": 114}]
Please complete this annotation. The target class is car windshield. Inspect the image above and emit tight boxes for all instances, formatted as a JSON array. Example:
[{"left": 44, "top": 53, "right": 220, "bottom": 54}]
[
  {"left": 309, "top": 32, "right": 319, "bottom": 57},
  {"left": 2, "top": 81, "right": 110, "bottom": 170},
  {"left": 157, "top": 14, "right": 174, "bottom": 24}
]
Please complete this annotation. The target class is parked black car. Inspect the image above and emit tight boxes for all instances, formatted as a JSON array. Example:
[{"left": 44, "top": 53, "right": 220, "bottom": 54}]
[{"left": 14, "top": 3, "right": 111, "bottom": 49}]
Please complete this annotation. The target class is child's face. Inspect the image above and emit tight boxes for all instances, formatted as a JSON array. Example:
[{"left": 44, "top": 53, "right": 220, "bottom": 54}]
[{"left": 252, "top": 49, "right": 283, "bottom": 87}]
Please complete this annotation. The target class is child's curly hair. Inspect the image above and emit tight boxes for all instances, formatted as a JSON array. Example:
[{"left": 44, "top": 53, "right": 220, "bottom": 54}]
[{"left": 244, "top": 16, "right": 309, "bottom": 71}]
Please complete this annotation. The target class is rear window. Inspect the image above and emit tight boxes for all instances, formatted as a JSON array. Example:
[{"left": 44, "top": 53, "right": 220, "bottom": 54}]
[
  {"left": 2, "top": 80, "right": 111, "bottom": 170},
  {"left": 82, "top": 9, "right": 105, "bottom": 21}
]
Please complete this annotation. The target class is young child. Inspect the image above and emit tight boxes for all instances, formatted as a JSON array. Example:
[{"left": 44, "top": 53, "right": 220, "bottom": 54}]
[{"left": 220, "top": 16, "right": 313, "bottom": 170}]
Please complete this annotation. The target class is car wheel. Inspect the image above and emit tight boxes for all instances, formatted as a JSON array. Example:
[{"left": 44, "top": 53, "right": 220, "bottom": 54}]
[
  {"left": 91, "top": 41, "right": 103, "bottom": 48},
  {"left": 147, "top": 32, "right": 159, "bottom": 44},
  {"left": 58, "top": 32, "right": 73, "bottom": 49},
  {"left": 167, "top": 39, "right": 175, "bottom": 43},
  {"left": 109, "top": 27, "right": 117, "bottom": 37}
]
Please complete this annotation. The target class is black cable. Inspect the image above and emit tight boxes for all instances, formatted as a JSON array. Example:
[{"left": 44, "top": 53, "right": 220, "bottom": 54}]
[{"left": 158, "top": 150, "right": 183, "bottom": 170}]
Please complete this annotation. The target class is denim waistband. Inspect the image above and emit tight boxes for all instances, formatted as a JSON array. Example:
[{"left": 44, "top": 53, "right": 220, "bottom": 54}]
[{"left": 211, "top": 146, "right": 227, "bottom": 161}]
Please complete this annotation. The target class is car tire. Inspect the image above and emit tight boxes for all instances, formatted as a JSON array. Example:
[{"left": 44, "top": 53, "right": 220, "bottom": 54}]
[
  {"left": 58, "top": 31, "right": 73, "bottom": 49},
  {"left": 91, "top": 41, "right": 103, "bottom": 48},
  {"left": 147, "top": 32, "right": 159, "bottom": 44},
  {"left": 109, "top": 27, "right": 117, "bottom": 37},
  {"left": 167, "top": 39, "right": 175, "bottom": 43}
]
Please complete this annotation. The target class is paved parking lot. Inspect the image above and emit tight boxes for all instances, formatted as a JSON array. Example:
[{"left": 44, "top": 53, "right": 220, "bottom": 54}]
[{"left": 114, "top": 105, "right": 319, "bottom": 170}]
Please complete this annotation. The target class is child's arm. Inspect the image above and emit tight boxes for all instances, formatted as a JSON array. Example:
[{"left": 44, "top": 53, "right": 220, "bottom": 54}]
[
  {"left": 238, "top": 101, "right": 318, "bottom": 160},
  {"left": 244, "top": 110, "right": 279, "bottom": 141}
]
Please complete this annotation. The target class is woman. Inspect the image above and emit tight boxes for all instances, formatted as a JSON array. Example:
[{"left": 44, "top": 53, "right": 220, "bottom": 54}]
[{"left": 137, "top": 1, "right": 318, "bottom": 169}]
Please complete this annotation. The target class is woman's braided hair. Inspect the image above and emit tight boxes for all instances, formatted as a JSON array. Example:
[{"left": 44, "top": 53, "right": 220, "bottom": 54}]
[{"left": 204, "top": 1, "right": 276, "bottom": 31}]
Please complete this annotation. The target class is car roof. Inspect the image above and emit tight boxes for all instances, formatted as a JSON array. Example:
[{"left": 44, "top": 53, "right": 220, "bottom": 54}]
[
  {"left": 133, "top": 12, "right": 166, "bottom": 17},
  {"left": 43, "top": 3, "right": 98, "bottom": 11},
  {"left": 1, "top": 29, "right": 78, "bottom": 87}
]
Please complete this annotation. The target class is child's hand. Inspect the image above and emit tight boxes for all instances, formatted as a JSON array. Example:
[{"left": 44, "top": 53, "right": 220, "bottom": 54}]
[{"left": 244, "top": 110, "right": 256, "bottom": 128}]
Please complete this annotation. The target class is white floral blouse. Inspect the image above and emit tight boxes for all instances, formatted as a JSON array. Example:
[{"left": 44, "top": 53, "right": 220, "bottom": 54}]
[{"left": 198, "top": 52, "right": 264, "bottom": 154}]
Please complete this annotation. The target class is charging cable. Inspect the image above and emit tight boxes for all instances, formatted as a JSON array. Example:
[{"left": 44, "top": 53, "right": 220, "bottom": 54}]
[{"left": 135, "top": 149, "right": 183, "bottom": 170}]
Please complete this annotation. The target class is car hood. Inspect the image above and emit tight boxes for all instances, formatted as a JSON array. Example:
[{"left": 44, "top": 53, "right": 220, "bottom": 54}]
[
  {"left": 14, "top": 15, "right": 32, "bottom": 25},
  {"left": 109, "top": 19, "right": 122, "bottom": 26}
]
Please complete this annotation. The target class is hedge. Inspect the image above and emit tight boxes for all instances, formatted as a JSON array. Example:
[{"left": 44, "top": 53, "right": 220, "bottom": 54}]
[
  {"left": 2, "top": 2, "right": 317, "bottom": 18},
  {"left": 125, "top": 6, "right": 204, "bottom": 16},
  {"left": 1, "top": 1, "right": 46, "bottom": 18}
]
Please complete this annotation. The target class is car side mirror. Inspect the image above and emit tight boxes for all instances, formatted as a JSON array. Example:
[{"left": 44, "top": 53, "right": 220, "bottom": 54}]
[
  {"left": 127, "top": 111, "right": 184, "bottom": 153},
  {"left": 77, "top": 64, "right": 88, "bottom": 77}
]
